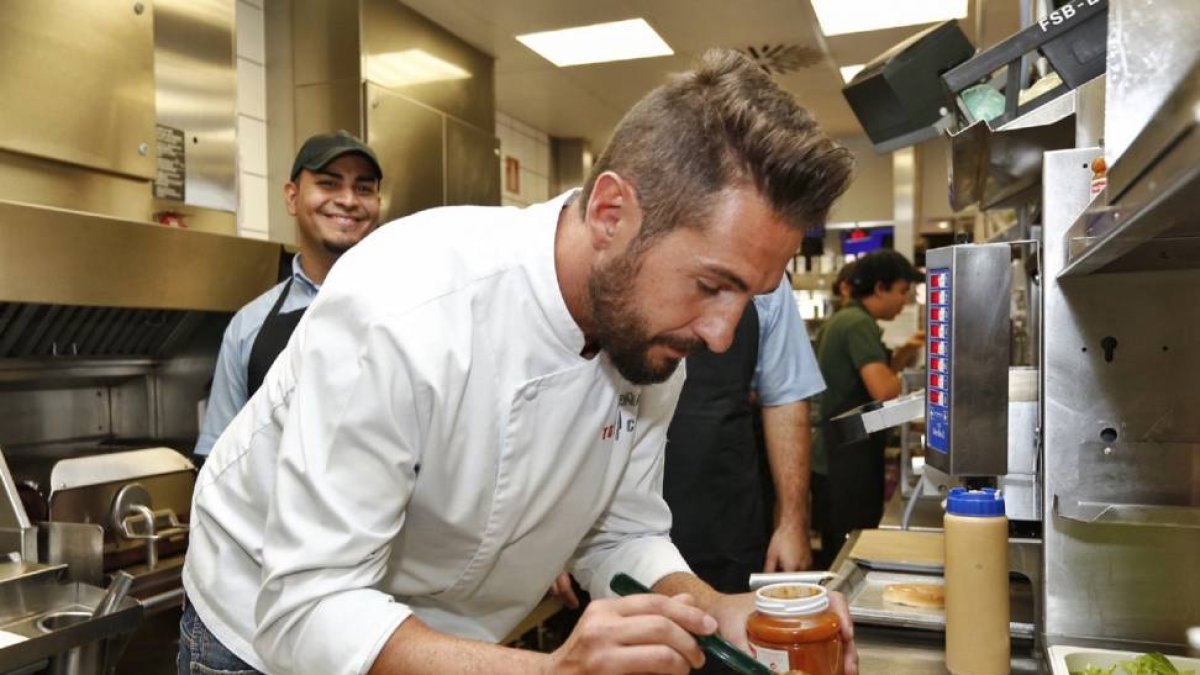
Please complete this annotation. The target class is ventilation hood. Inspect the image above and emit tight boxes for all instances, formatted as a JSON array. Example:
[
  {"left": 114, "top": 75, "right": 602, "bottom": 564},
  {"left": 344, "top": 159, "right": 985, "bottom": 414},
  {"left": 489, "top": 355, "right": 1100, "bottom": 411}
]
[{"left": 0, "top": 200, "right": 278, "bottom": 359}]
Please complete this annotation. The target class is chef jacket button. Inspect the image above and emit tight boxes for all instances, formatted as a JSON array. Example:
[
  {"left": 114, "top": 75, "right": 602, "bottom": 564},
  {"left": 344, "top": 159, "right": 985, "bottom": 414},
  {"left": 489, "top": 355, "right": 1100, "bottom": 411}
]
[{"left": 522, "top": 386, "right": 538, "bottom": 401}]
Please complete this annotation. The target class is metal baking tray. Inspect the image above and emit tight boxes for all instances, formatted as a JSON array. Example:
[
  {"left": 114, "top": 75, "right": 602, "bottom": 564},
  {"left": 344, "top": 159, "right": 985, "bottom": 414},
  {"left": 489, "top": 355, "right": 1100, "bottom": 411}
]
[
  {"left": 832, "top": 560, "right": 1035, "bottom": 638},
  {"left": 846, "top": 570, "right": 947, "bottom": 632}
]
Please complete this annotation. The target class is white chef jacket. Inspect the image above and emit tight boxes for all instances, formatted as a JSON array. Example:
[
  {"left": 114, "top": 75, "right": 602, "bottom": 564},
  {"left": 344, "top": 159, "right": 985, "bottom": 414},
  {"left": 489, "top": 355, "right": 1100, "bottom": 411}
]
[{"left": 182, "top": 192, "right": 692, "bottom": 675}]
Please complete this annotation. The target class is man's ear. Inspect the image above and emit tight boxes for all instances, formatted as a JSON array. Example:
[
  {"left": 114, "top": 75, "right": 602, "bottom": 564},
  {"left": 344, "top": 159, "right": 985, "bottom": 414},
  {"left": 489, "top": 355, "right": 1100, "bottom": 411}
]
[
  {"left": 283, "top": 181, "right": 299, "bottom": 217},
  {"left": 584, "top": 172, "right": 639, "bottom": 251}
]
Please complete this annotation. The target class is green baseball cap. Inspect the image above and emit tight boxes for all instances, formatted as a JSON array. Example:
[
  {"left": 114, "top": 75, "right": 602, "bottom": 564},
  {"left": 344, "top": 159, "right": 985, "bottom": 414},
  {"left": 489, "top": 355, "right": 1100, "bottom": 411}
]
[{"left": 289, "top": 130, "right": 382, "bottom": 182}]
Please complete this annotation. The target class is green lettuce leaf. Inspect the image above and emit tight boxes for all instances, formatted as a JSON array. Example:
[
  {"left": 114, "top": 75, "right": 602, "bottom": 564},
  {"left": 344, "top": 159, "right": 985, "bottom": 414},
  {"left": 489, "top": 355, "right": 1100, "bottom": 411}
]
[{"left": 1069, "top": 652, "right": 1192, "bottom": 675}]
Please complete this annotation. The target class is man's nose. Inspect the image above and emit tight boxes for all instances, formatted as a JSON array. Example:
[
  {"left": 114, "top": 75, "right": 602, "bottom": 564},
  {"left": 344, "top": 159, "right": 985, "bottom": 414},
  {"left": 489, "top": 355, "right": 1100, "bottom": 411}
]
[
  {"left": 332, "top": 185, "right": 359, "bottom": 207},
  {"left": 693, "top": 298, "right": 747, "bottom": 354}
]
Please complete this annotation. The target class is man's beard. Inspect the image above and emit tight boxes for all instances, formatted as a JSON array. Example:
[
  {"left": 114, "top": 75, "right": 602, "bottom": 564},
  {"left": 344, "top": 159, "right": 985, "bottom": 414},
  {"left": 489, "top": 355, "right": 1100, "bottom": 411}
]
[
  {"left": 323, "top": 239, "right": 355, "bottom": 256},
  {"left": 588, "top": 250, "right": 704, "bottom": 384}
]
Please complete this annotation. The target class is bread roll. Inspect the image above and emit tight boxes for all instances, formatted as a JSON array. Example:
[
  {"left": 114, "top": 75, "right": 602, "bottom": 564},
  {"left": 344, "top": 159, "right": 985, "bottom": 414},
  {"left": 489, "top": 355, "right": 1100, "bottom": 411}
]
[{"left": 882, "top": 583, "right": 945, "bottom": 608}]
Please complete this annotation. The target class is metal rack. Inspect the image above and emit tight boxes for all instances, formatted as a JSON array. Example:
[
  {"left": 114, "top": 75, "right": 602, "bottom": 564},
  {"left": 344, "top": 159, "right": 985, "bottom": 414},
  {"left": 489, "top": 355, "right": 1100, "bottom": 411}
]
[{"left": 942, "top": 0, "right": 1108, "bottom": 129}]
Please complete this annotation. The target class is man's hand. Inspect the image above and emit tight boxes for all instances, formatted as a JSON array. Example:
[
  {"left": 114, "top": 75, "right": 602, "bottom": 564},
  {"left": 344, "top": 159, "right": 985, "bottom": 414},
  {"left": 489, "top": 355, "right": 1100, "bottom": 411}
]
[
  {"left": 550, "top": 572, "right": 581, "bottom": 610},
  {"left": 653, "top": 573, "right": 859, "bottom": 674},
  {"left": 890, "top": 342, "right": 921, "bottom": 371},
  {"left": 706, "top": 590, "right": 857, "bottom": 675},
  {"left": 543, "top": 593, "right": 716, "bottom": 674},
  {"left": 829, "top": 589, "right": 859, "bottom": 675},
  {"left": 764, "top": 519, "right": 813, "bottom": 572},
  {"left": 891, "top": 331, "right": 926, "bottom": 371},
  {"left": 703, "top": 592, "right": 757, "bottom": 651}
]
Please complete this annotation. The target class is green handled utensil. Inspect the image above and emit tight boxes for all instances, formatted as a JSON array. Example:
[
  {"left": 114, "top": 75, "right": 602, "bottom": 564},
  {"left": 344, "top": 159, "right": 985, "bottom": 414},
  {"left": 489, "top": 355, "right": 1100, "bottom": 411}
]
[{"left": 609, "top": 573, "right": 770, "bottom": 675}]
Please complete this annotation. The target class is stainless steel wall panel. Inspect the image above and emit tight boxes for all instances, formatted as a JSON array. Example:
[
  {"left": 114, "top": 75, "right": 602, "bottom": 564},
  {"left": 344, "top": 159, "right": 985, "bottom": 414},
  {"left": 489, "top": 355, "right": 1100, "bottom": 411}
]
[
  {"left": 1041, "top": 148, "right": 1200, "bottom": 647},
  {"left": 292, "top": 0, "right": 362, "bottom": 87},
  {"left": 445, "top": 117, "right": 501, "bottom": 207},
  {"left": 292, "top": 0, "right": 497, "bottom": 220},
  {"left": 154, "top": 0, "right": 238, "bottom": 212},
  {"left": 0, "top": 2, "right": 156, "bottom": 180},
  {"left": 552, "top": 139, "right": 593, "bottom": 195},
  {"left": 0, "top": 150, "right": 154, "bottom": 222},
  {"left": 294, "top": 82, "right": 365, "bottom": 141},
  {"left": 361, "top": 0, "right": 495, "bottom": 131},
  {"left": 112, "top": 376, "right": 155, "bottom": 441},
  {"left": 0, "top": 390, "right": 110, "bottom": 446},
  {"left": 366, "top": 84, "right": 445, "bottom": 220},
  {"left": 1105, "top": 0, "right": 1200, "bottom": 166},
  {"left": 151, "top": 317, "right": 226, "bottom": 440}
]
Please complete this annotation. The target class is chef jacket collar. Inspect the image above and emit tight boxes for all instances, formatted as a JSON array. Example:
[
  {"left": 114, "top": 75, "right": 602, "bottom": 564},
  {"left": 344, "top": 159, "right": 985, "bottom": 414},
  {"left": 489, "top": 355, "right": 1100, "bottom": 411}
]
[{"left": 530, "top": 190, "right": 589, "bottom": 360}]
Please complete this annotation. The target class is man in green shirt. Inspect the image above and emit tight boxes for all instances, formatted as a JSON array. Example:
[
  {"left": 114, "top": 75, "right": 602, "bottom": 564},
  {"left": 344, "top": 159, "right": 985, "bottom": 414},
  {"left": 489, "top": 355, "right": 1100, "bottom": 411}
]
[{"left": 812, "top": 250, "right": 922, "bottom": 565}]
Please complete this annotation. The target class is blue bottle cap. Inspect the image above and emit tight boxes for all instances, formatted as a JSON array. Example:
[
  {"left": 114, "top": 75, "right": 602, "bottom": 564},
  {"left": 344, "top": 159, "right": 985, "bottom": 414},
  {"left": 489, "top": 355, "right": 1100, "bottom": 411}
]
[{"left": 946, "top": 487, "right": 1006, "bottom": 517}]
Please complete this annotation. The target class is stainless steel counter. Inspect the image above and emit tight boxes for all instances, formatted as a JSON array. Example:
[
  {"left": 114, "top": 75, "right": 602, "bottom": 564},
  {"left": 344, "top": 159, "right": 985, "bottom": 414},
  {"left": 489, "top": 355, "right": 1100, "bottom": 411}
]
[{"left": 855, "top": 626, "right": 1041, "bottom": 674}]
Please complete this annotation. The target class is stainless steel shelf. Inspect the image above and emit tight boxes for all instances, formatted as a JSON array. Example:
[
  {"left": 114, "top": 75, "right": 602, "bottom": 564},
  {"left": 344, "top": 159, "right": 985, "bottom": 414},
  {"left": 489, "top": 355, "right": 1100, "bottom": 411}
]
[
  {"left": 1054, "top": 497, "right": 1200, "bottom": 530},
  {"left": 1059, "top": 60, "right": 1200, "bottom": 276}
]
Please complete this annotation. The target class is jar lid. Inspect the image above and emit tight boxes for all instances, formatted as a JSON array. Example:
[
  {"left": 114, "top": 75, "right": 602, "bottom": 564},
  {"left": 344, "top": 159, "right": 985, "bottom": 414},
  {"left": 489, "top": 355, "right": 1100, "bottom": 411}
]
[
  {"left": 946, "top": 487, "right": 1005, "bottom": 517},
  {"left": 754, "top": 583, "right": 830, "bottom": 617}
]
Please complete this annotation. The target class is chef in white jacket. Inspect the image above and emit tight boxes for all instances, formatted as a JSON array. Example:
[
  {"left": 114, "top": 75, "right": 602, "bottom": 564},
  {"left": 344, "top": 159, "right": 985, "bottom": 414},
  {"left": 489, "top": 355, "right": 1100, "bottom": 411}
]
[{"left": 180, "top": 49, "right": 857, "bottom": 675}]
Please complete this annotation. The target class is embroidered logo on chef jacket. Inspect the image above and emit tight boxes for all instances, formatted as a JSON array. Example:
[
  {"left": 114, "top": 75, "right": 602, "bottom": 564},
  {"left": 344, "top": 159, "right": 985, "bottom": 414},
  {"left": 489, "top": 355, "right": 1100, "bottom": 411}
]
[{"left": 600, "top": 391, "right": 640, "bottom": 440}]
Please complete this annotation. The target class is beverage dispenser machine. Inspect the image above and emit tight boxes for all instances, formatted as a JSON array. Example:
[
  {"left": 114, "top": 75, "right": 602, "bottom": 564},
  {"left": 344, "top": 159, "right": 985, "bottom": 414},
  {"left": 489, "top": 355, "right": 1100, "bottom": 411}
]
[{"left": 924, "top": 244, "right": 1013, "bottom": 478}]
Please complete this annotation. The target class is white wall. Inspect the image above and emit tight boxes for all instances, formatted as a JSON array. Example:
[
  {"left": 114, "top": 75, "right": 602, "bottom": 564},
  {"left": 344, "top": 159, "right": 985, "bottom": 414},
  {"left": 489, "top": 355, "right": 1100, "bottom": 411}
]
[
  {"left": 919, "top": 135, "right": 955, "bottom": 222},
  {"left": 827, "top": 135, "right": 894, "bottom": 225},
  {"left": 235, "top": 0, "right": 269, "bottom": 240},
  {"left": 496, "top": 113, "right": 551, "bottom": 208}
]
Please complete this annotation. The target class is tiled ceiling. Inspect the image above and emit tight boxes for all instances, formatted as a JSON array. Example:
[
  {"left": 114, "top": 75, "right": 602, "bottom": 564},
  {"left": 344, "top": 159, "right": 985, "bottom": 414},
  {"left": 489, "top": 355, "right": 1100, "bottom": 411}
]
[{"left": 398, "top": 0, "right": 1019, "bottom": 149}]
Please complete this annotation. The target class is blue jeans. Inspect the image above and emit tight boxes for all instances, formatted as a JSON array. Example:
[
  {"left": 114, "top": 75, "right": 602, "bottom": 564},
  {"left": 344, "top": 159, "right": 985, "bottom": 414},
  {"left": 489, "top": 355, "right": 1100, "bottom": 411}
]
[{"left": 177, "top": 598, "right": 262, "bottom": 675}]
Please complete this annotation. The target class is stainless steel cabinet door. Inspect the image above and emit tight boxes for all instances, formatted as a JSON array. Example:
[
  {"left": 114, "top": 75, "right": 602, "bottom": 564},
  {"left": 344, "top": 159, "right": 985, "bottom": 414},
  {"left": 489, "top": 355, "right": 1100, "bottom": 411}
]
[{"left": 0, "top": 2, "right": 156, "bottom": 180}]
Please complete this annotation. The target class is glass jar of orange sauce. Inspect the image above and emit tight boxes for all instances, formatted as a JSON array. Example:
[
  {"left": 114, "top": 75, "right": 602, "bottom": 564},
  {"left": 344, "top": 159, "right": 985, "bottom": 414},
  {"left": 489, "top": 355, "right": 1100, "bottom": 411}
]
[{"left": 746, "top": 582, "right": 842, "bottom": 675}]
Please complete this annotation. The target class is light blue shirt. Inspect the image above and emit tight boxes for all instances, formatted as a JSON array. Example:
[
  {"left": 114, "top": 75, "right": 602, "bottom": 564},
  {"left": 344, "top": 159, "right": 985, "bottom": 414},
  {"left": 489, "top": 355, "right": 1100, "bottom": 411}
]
[
  {"left": 752, "top": 276, "right": 825, "bottom": 406},
  {"left": 194, "top": 256, "right": 320, "bottom": 457}
]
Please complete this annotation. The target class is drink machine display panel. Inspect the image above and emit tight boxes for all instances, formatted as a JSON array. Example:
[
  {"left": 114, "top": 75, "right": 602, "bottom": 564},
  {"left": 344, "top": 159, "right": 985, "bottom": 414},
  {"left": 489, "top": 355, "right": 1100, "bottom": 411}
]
[
  {"left": 927, "top": 268, "right": 952, "bottom": 455},
  {"left": 923, "top": 244, "right": 1011, "bottom": 476}
]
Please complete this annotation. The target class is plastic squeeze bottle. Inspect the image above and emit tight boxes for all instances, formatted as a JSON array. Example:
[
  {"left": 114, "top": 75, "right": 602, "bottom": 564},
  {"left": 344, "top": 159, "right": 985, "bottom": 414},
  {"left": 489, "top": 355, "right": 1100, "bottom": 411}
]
[{"left": 945, "top": 487, "right": 1010, "bottom": 675}]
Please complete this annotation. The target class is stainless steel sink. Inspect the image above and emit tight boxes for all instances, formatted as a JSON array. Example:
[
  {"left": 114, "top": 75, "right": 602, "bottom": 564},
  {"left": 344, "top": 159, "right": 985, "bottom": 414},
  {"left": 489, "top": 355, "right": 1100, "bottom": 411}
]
[{"left": 0, "top": 561, "right": 142, "bottom": 675}]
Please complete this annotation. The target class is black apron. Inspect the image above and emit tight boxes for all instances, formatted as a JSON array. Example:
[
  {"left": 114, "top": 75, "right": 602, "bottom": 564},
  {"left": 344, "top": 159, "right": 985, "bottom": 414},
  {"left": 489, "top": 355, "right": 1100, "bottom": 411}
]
[
  {"left": 663, "top": 302, "right": 764, "bottom": 596},
  {"left": 246, "top": 277, "right": 307, "bottom": 397},
  {"left": 821, "top": 422, "right": 886, "bottom": 563}
]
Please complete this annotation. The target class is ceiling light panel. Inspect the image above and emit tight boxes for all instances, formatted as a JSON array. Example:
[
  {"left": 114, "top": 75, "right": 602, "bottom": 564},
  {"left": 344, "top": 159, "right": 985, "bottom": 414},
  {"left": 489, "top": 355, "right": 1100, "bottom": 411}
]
[
  {"left": 516, "top": 18, "right": 673, "bottom": 67},
  {"left": 810, "top": 0, "right": 967, "bottom": 36}
]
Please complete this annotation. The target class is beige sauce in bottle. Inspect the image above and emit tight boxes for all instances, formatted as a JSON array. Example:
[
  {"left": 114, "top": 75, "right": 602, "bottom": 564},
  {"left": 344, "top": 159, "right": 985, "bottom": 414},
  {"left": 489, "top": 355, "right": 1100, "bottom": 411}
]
[{"left": 944, "top": 488, "right": 1010, "bottom": 675}]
